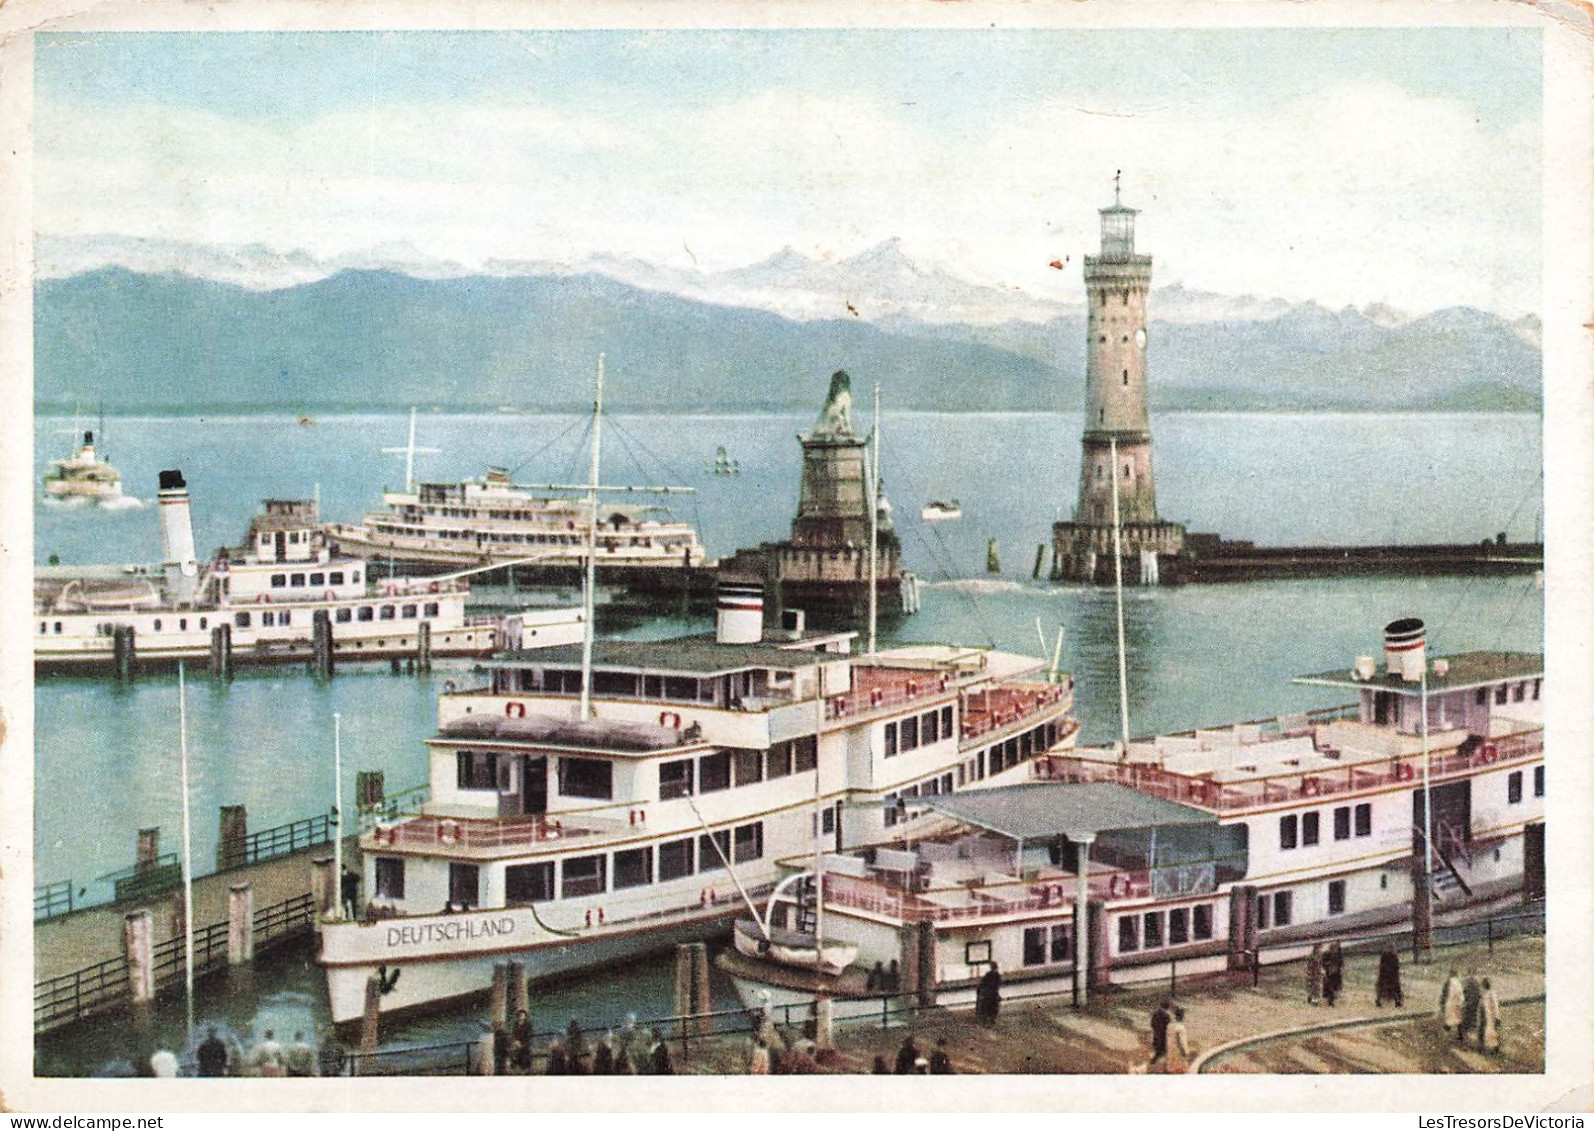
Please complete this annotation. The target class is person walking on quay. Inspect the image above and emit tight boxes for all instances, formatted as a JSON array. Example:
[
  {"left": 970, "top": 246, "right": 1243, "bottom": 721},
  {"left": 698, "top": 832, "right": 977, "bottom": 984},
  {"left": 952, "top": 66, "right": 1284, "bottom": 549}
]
[
  {"left": 871, "top": 1055, "right": 890, "bottom": 1074},
  {"left": 1307, "top": 943, "right": 1324, "bottom": 1005},
  {"left": 565, "top": 1017, "right": 588, "bottom": 1074},
  {"left": 651, "top": 1040, "right": 674, "bottom": 1075},
  {"left": 975, "top": 964, "right": 1003, "bottom": 1027},
  {"left": 1375, "top": 943, "right": 1404, "bottom": 1008},
  {"left": 1161, "top": 1007, "right": 1192, "bottom": 1075},
  {"left": 247, "top": 1029, "right": 285, "bottom": 1077},
  {"left": 196, "top": 1027, "right": 229, "bottom": 1077},
  {"left": 593, "top": 1033, "right": 615, "bottom": 1076},
  {"left": 1148, "top": 1000, "right": 1172, "bottom": 1070},
  {"left": 1439, "top": 968, "right": 1465, "bottom": 1033},
  {"left": 340, "top": 867, "right": 361, "bottom": 920},
  {"left": 1322, "top": 942, "right": 1345, "bottom": 1007},
  {"left": 895, "top": 1035, "right": 921, "bottom": 1075},
  {"left": 544, "top": 1039, "right": 569, "bottom": 1076},
  {"left": 929, "top": 1038, "right": 954, "bottom": 1074},
  {"left": 866, "top": 961, "right": 886, "bottom": 993},
  {"left": 1459, "top": 971, "right": 1483, "bottom": 1045},
  {"left": 1477, "top": 977, "right": 1502, "bottom": 1053},
  {"left": 284, "top": 1031, "right": 317, "bottom": 1077},
  {"left": 512, "top": 1009, "right": 533, "bottom": 1074}
]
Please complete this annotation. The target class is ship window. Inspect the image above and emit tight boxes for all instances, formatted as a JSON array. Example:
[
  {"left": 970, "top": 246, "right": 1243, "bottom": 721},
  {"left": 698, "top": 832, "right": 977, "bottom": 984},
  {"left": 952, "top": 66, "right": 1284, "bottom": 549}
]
[
  {"left": 1328, "top": 880, "right": 1346, "bottom": 916},
  {"left": 54, "top": 621, "right": 63, "bottom": 634},
  {"left": 883, "top": 722, "right": 898, "bottom": 758},
  {"left": 38, "top": 623, "right": 45, "bottom": 634},
  {"left": 374, "top": 857, "right": 405, "bottom": 900},
  {"left": 658, "top": 837, "right": 695, "bottom": 881},
  {"left": 1118, "top": 915, "right": 1139, "bottom": 953},
  {"left": 1532, "top": 678, "right": 1541, "bottom": 700},
  {"left": 1534, "top": 766, "right": 1544, "bottom": 797},
  {"left": 1514, "top": 682, "right": 1526, "bottom": 701},
  {"left": 153, "top": 619, "right": 162, "bottom": 631},
  {"left": 1256, "top": 894, "right": 1270, "bottom": 930},
  {"left": 732, "top": 749, "right": 763, "bottom": 786},
  {"left": 352, "top": 571, "right": 361, "bottom": 584},
  {"left": 922, "top": 710, "right": 940, "bottom": 744},
  {"left": 1334, "top": 807, "right": 1351, "bottom": 841},
  {"left": 505, "top": 862, "right": 554, "bottom": 904},
  {"left": 1507, "top": 771, "right": 1523, "bottom": 805},
  {"left": 1273, "top": 891, "right": 1293, "bottom": 926},
  {"left": 402, "top": 605, "right": 418, "bottom": 619},
  {"left": 1142, "top": 911, "right": 1163, "bottom": 949},
  {"left": 560, "top": 855, "right": 606, "bottom": 898},
  {"left": 698, "top": 751, "right": 731, "bottom": 793},
  {"left": 613, "top": 847, "right": 653, "bottom": 890},
  {"left": 379, "top": 605, "right": 396, "bottom": 621},
  {"left": 592, "top": 671, "right": 636, "bottom": 697},
  {"left": 559, "top": 757, "right": 614, "bottom": 800},
  {"left": 1123, "top": 369, "right": 1129, "bottom": 385},
  {"left": 1023, "top": 924, "right": 1070, "bottom": 967},
  {"left": 697, "top": 830, "right": 731, "bottom": 872},
  {"left": 357, "top": 607, "right": 374, "bottom": 622},
  {"left": 457, "top": 751, "right": 498, "bottom": 790},
  {"left": 449, "top": 863, "right": 480, "bottom": 909},
  {"left": 1354, "top": 803, "right": 1372, "bottom": 837},
  {"left": 291, "top": 573, "right": 305, "bottom": 587},
  {"left": 424, "top": 602, "right": 439, "bottom": 617},
  {"left": 1192, "top": 904, "right": 1213, "bottom": 940},
  {"left": 1279, "top": 814, "right": 1298, "bottom": 850},
  {"left": 664, "top": 676, "right": 698, "bottom": 701},
  {"left": 271, "top": 574, "right": 286, "bottom": 588},
  {"left": 1474, "top": 687, "right": 1487, "bottom": 705},
  {"left": 1301, "top": 811, "right": 1320, "bottom": 847},
  {"left": 659, "top": 759, "right": 694, "bottom": 799},
  {"left": 1168, "top": 907, "right": 1189, "bottom": 945},
  {"left": 310, "top": 573, "right": 325, "bottom": 586},
  {"left": 733, "top": 821, "right": 764, "bottom": 863},
  {"left": 330, "top": 571, "right": 345, "bottom": 585},
  {"left": 900, "top": 716, "right": 919, "bottom": 752},
  {"left": 793, "top": 735, "right": 818, "bottom": 773},
  {"left": 278, "top": 611, "right": 291, "bottom": 627},
  {"left": 767, "top": 744, "right": 793, "bottom": 779},
  {"left": 335, "top": 608, "right": 352, "bottom": 623},
  {"left": 235, "top": 612, "right": 251, "bottom": 628},
  {"left": 1495, "top": 684, "right": 1508, "bottom": 704},
  {"left": 942, "top": 706, "right": 954, "bottom": 736}
]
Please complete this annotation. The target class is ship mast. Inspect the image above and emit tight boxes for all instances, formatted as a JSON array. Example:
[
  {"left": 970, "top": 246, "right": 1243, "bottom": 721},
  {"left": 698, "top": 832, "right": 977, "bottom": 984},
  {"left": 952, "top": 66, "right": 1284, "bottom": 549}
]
[
  {"left": 382, "top": 407, "right": 440, "bottom": 493},
  {"left": 578, "top": 356, "right": 604, "bottom": 721}
]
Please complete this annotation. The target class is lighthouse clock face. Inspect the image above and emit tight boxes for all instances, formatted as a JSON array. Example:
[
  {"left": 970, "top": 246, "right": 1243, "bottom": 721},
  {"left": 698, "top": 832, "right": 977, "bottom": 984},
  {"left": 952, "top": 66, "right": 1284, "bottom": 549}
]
[{"left": 1135, "top": 328, "right": 1147, "bottom": 350}]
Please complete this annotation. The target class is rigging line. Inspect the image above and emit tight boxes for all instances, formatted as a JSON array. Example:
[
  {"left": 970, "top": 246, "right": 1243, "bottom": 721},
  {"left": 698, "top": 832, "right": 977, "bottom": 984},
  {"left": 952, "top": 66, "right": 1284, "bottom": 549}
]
[
  {"left": 910, "top": 521, "right": 999, "bottom": 649},
  {"left": 1432, "top": 469, "right": 1545, "bottom": 644},
  {"left": 608, "top": 421, "right": 708, "bottom": 543},
  {"left": 604, "top": 412, "right": 696, "bottom": 487},
  {"left": 1491, "top": 571, "right": 1540, "bottom": 649},
  {"left": 506, "top": 413, "right": 589, "bottom": 479}
]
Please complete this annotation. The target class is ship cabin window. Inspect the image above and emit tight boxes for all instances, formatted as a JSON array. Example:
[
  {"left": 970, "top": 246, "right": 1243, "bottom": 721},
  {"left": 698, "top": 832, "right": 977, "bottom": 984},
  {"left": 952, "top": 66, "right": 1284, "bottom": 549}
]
[
  {"left": 1495, "top": 684, "right": 1508, "bottom": 705},
  {"left": 613, "top": 848, "right": 653, "bottom": 890},
  {"left": 1279, "top": 814, "right": 1298, "bottom": 850},
  {"left": 697, "top": 830, "right": 731, "bottom": 872},
  {"left": 793, "top": 735, "right": 818, "bottom": 773},
  {"left": 358, "top": 607, "right": 374, "bottom": 622},
  {"left": 698, "top": 751, "right": 731, "bottom": 793},
  {"left": 38, "top": 623, "right": 44, "bottom": 634},
  {"left": 1334, "top": 807, "right": 1350, "bottom": 840},
  {"left": 658, "top": 837, "right": 695, "bottom": 881},
  {"left": 659, "top": 759, "right": 694, "bottom": 799},
  {"left": 1474, "top": 687, "right": 1487, "bottom": 705},
  {"left": 1142, "top": 911, "right": 1163, "bottom": 949},
  {"left": 1256, "top": 894, "right": 1269, "bottom": 930},
  {"left": 592, "top": 671, "right": 637, "bottom": 697},
  {"left": 1272, "top": 891, "right": 1292, "bottom": 926},
  {"left": 352, "top": 570, "right": 362, "bottom": 584},
  {"left": 884, "top": 723, "right": 898, "bottom": 758},
  {"left": 732, "top": 749, "right": 764, "bottom": 786},
  {"left": 153, "top": 619, "right": 162, "bottom": 631},
  {"left": 271, "top": 574, "right": 287, "bottom": 588},
  {"left": 457, "top": 751, "right": 498, "bottom": 790},
  {"left": 1168, "top": 907, "right": 1190, "bottom": 945},
  {"left": 291, "top": 573, "right": 305, "bottom": 587},
  {"left": 1122, "top": 369, "right": 1129, "bottom": 386},
  {"left": 733, "top": 821, "right": 764, "bottom": 862},
  {"left": 1300, "top": 812, "right": 1320, "bottom": 847},
  {"left": 505, "top": 862, "right": 554, "bottom": 904},
  {"left": 54, "top": 621, "right": 63, "bottom": 634},
  {"left": 1355, "top": 803, "right": 1372, "bottom": 837},
  {"left": 424, "top": 602, "right": 440, "bottom": 617},
  {"left": 1507, "top": 771, "right": 1523, "bottom": 805},
  {"left": 374, "top": 857, "right": 405, "bottom": 900},
  {"left": 900, "top": 716, "right": 920, "bottom": 751},
  {"left": 1328, "top": 879, "right": 1346, "bottom": 916},
  {"left": 559, "top": 757, "right": 614, "bottom": 800},
  {"left": 1023, "top": 924, "right": 1071, "bottom": 967},
  {"left": 379, "top": 605, "right": 396, "bottom": 621},
  {"left": 1193, "top": 904, "right": 1214, "bottom": 940},
  {"left": 178, "top": 618, "right": 187, "bottom": 631},
  {"left": 402, "top": 605, "right": 418, "bottom": 619},
  {"left": 1118, "top": 915, "right": 1139, "bottom": 953},
  {"left": 1532, "top": 678, "right": 1541, "bottom": 700},
  {"left": 335, "top": 608, "right": 352, "bottom": 623},
  {"left": 1514, "top": 682, "right": 1527, "bottom": 702},
  {"left": 922, "top": 711, "right": 940, "bottom": 744},
  {"left": 235, "top": 612, "right": 251, "bottom": 628},
  {"left": 330, "top": 571, "right": 345, "bottom": 585},
  {"left": 1534, "top": 766, "right": 1544, "bottom": 797},
  {"left": 561, "top": 855, "right": 606, "bottom": 898},
  {"left": 449, "top": 863, "right": 480, "bottom": 909}
]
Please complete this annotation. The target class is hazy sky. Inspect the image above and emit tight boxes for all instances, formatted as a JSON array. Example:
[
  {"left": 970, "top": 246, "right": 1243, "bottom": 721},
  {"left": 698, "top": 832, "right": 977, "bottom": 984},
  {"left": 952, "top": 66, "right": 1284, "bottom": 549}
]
[{"left": 35, "top": 28, "right": 1541, "bottom": 315}]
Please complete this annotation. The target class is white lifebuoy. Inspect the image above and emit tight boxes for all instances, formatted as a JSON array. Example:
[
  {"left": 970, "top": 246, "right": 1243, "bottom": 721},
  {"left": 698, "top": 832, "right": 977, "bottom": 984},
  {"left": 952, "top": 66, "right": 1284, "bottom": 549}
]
[
  {"left": 1301, "top": 777, "right": 1322, "bottom": 798},
  {"left": 429, "top": 581, "right": 440, "bottom": 594},
  {"left": 438, "top": 820, "right": 459, "bottom": 845},
  {"left": 505, "top": 701, "right": 527, "bottom": 718},
  {"left": 386, "top": 583, "right": 399, "bottom": 597},
  {"left": 1396, "top": 762, "right": 1415, "bottom": 782},
  {"left": 1481, "top": 744, "right": 1500, "bottom": 764},
  {"left": 256, "top": 593, "right": 269, "bottom": 605},
  {"left": 659, "top": 710, "right": 682, "bottom": 730}
]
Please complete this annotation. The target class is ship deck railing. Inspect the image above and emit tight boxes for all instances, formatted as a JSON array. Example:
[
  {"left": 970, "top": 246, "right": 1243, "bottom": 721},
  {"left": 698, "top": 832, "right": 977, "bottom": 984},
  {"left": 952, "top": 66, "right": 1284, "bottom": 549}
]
[
  {"left": 372, "top": 811, "right": 630, "bottom": 855},
  {"left": 1036, "top": 726, "right": 1543, "bottom": 813},
  {"left": 824, "top": 672, "right": 1071, "bottom": 737},
  {"left": 959, "top": 680, "right": 1075, "bottom": 742}
]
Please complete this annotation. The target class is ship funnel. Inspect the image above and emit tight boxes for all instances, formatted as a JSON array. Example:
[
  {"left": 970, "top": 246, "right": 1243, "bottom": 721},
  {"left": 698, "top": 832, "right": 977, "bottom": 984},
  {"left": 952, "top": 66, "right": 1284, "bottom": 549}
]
[
  {"left": 1382, "top": 617, "right": 1426, "bottom": 683},
  {"left": 158, "top": 469, "right": 200, "bottom": 603},
  {"left": 716, "top": 581, "right": 764, "bottom": 645}
]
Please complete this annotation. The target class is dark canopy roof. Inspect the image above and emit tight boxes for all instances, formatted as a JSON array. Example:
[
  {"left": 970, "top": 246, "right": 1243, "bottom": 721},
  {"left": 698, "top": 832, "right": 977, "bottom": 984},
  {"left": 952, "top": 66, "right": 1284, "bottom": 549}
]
[{"left": 921, "top": 782, "right": 1214, "bottom": 841}]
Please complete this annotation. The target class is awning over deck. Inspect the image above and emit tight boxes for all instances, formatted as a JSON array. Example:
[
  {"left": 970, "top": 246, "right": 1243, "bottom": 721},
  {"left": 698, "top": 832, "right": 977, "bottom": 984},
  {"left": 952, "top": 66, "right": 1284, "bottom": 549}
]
[{"left": 921, "top": 782, "right": 1215, "bottom": 841}]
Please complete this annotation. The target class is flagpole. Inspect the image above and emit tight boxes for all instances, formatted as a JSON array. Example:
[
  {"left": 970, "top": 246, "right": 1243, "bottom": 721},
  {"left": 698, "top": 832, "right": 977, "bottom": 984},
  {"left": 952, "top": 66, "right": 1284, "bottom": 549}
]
[
  {"left": 333, "top": 712, "right": 344, "bottom": 921},
  {"left": 178, "top": 661, "right": 195, "bottom": 1039}
]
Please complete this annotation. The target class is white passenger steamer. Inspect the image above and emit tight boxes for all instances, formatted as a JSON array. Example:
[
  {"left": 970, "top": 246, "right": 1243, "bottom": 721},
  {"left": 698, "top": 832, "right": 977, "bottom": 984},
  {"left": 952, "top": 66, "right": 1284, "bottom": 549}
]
[
  {"left": 726, "top": 618, "right": 1543, "bottom": 1012},
  {"left": 34, "top": 470, "right": 584, "bottom": 670},
  {"left": 317, "top": 585, "right": 1080, "bottom": 1025}
]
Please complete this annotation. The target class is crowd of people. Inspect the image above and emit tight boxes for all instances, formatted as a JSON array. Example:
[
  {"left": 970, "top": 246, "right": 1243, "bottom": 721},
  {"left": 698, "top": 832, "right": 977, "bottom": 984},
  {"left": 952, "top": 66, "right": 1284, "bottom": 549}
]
[{"left": 489, "top": 1014, "right": 677, "bottom": 1076}]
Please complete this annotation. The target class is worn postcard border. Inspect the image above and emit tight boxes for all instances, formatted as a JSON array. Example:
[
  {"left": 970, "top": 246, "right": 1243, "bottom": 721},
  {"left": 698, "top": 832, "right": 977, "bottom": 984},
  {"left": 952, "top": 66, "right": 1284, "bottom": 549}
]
[{"left": 0, "top": 0, "right": 1589, "bottom": 1114}]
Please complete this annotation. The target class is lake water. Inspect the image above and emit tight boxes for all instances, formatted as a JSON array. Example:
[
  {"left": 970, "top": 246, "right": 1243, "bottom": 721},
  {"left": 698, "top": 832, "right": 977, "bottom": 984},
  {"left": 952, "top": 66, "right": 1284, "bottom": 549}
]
[{"left": 32, "top": 409, "right": 1543, "bottom": 1073}]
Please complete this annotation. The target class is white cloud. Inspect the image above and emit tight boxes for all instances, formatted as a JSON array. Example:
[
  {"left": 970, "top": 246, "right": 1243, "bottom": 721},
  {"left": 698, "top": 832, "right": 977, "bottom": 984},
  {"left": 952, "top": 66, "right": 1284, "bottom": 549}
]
[{"left": 36, "top": 78, "right": 1538, "bottom": 316}]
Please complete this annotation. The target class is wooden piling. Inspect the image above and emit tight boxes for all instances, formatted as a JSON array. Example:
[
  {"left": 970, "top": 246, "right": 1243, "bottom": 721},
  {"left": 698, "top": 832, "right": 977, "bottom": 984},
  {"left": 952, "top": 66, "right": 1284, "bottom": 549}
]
[
  {"left": 814, "top": 995, "right": 834, "bottom": 1050},
  {"left": 209, "top": 623, "right": 234, "bottom": 680},
  {"left": 227, "top": 883, "right": 254, "bottom": 965},
  {"left": 507, "top": 959, "right": 529, "bottom": 1023},
  {"left": 986, "top": 538, "right": 1000, "bottom": 574},
  {"left": 674, "top": 942, "right": 710, "bottom": 1039},
  {"left": 124, "top": 908, "right": 155, "bottom": 1004},
  {"left": 417, "top": 621, "right": 432, "bottom": 673},
  {"left": 489, "top": 963, "right": 510, "bottom": 1031},
  {"left": 311, "top": 609, "right": 334, "bottom": 678},
  {"left": 112, "top": 625, "right": 136, "bottom": 682},
  {"left": 1032, "top": 543, "right": 1046, "bottom": 580},
  {"left": 136, "top": 828, "right": 160, "bottom": 872},
  {"left": 359, "top": 974, "right": 382, "bottom": 1059},
  {"left": 217, "top": 805, "right": 249, "bottom": 871}
]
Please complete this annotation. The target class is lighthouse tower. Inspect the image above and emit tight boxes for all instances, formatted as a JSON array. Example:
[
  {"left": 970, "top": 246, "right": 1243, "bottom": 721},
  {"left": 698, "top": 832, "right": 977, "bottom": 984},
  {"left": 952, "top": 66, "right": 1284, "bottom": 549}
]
[{"left": 1052, "top": 179, "right": 1184, "bottom": 583}]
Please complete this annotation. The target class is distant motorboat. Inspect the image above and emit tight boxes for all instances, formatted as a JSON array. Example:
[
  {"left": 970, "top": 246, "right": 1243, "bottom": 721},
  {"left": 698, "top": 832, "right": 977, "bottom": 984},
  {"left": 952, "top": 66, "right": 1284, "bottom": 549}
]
[{"left": 921, "top": 499, "right": 962, "bottom": 522}]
